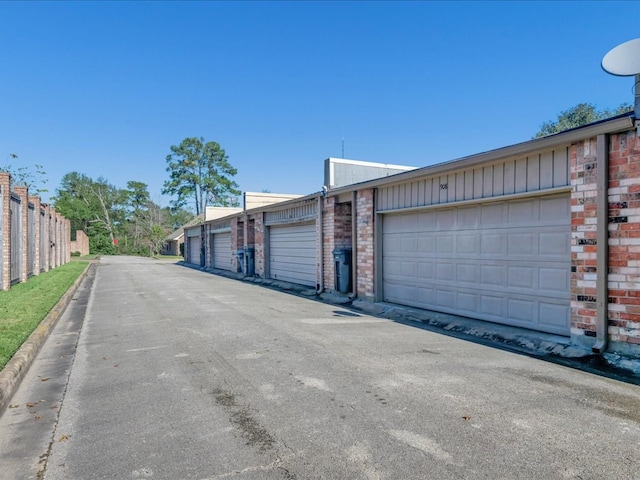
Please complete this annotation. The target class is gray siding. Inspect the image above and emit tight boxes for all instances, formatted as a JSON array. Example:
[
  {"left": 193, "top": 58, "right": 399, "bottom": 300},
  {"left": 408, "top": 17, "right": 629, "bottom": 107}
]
[{"left": 377, "top": 148, "right": 569, "bottom": 212}]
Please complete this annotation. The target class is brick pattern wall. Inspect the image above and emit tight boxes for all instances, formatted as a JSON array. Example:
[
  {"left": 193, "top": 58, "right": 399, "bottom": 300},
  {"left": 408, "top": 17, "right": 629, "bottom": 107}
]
[
  {"left": 571, "top": 131, "right": 640, "bottom": 356},
  {"left": 322, "top": 198, "right": 353, "bottom": 292},
  {"left": 253, "top": 213, "right": 266, "bottom": 277},
  {"left": 70, "top": 229, "right": 90, "bottom": 256},
  {"left": 230, "top": 218, "right": 241, "bottom": 271},
  {"left": 607, "top": 131, "right": 640, "bottom": 349},
  {"left": 570, "top": 138, "right": 598, "bottom": 337},
  {"left": 42, "top": 204, "right": 50, "bottom": 272},
  {"left": 322, "top": 197, "right": 336, "bottom": 290},
  {"left": 0, "top": 175, "right": 71, "bottom": 291},
  {"left": 14, "top": 186, "right": 29, "bottom": 283},
  {"left": 0, "top": 173, "right": 10, "bottom": 290},
  {"left": 356, "top": 189, "right": 375, "bottom": 299},
  {"left": 29, "top": 195, "right": 41, "bottom": 275}
]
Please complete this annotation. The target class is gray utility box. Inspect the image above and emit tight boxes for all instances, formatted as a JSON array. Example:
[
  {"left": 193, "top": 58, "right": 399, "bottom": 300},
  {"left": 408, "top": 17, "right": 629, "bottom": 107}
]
[
  {"left": 332, "top": 248, "right": 352, "bottom": 294},
  {"left": 236, "top": 249, "right": 245, "bottom": 273},
  {"left": 244, "top": 246, "right": 255, "bottom": 276}
]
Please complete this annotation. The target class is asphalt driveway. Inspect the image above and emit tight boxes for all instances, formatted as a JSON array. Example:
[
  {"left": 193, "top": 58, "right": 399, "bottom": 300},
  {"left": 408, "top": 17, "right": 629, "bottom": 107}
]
[{"left": 1, "top": 255, "right": 639, "bottom": 479}]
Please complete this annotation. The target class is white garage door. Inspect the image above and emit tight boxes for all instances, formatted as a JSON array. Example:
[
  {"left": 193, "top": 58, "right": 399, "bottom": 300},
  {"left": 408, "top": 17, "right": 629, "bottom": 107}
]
[
  {"left": 188, "top": 236, "right": 201, "bottom": 265},
  {"left": 212, "top": 232, "right": 232, "bottom": 271},
  {"left": 382, "top": 194, "right": 570, "bottom": 335},
  {"left": 269, "top": 222, "right": 316, "bottom": 287}
]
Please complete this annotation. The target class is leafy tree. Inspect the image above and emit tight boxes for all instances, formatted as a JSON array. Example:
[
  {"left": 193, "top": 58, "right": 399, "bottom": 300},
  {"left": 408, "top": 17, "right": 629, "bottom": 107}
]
[
  {"left": 1, "top": 153, "right": 48, "bottom": 194},
  {"left": 162, "top": 137, "right": 241, "bottom": 215},
  {"left": 535, "top": 102, "right": 632, "bottom": 138},
  {"left": 121, "top": 181, "right": 171, "bottom": 256},
  {"left": 163, "top": 206, "right": 196, "bottom": 231},
  {"left": 53, "top": 172, "right": 125, "bottom": 254}
]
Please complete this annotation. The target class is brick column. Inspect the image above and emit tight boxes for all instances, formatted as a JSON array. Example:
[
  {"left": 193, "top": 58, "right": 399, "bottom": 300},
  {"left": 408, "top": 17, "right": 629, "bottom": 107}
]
[
  {"left": 57, "top": 212, "right": 63, "bottom": 267},
  {"left": 356, "top": 189, "right": 375, "bottom": 299},
  {"left": 570, "top": 138, "right": 599, "bottom": 343},
  {"left": 29, "top": 195, "right": 41, "bottom": 276},
  {"left": 50, "top": 207, "right": 58, "bottom": 268},
  {"left": 42, "top": 204, "right": 50, "bottom": 272},
  {"left": 13, "top": 186, "right": 29, "bottom": 283},
  {"left": 254, "top": 213, "right": 265, "bottom": 277},
  {"left": 64, "top": 218, "right": 71, "bottom": 264},
  {"left": 322, "top": 196, "right": 336, "bottom": 290},
  {"left": 607, "top": 131, "right": 640, "bottom": 357},
  {"left": 0, "top": 172, "right": 11, "bottom": 290}
]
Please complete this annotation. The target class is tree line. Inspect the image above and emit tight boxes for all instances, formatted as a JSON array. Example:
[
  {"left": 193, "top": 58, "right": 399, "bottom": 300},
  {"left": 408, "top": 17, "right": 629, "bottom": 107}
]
[{"left": 52, "top": 137, "right": 240, "bottom": 256}]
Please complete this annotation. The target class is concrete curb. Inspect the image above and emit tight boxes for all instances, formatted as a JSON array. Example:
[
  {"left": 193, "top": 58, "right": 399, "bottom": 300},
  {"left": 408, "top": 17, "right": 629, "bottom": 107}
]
[{"left": 0, "top": 262, "right": 93, "bottom": 414}]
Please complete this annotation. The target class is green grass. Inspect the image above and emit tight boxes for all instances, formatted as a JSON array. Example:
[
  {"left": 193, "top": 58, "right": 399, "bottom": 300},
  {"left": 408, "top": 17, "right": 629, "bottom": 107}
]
[
  {"left": 154, "top": 254, "right": 183, "bottom": 260},
  {"left": 0, "top": 261, "right": 88, "bottom": 370}
]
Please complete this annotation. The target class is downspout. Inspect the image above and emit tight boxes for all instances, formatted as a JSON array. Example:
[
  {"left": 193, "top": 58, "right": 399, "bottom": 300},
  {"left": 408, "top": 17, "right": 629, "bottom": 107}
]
[
  {"left": 317, "top": 195, "right": 324, "bottom": 294},
  {"left": 349, "top": 191, "right": 358, "bottom": 299},
  {"left": 593, "top": 133, "right": 609, "bottom": 354}
]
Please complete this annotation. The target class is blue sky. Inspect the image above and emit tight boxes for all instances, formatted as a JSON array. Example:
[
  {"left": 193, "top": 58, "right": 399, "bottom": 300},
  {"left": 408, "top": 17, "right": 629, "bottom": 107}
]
[{"left": 1, "top": 1, "right": 638, "bottom": 207}]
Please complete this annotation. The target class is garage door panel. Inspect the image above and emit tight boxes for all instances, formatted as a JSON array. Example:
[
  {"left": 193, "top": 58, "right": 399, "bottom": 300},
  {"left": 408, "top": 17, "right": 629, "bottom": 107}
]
[
  {"left": 269, "top": 223, "right": 316, "bottom": 287},
  {"left": 457, "top": 234, "right": 479, "bottom": 254},
  {"left": 213, "top": 233, "right": 232, "bottom": 271},
  {"left": 481, "top": 295, "right": 504, "bottom": 317},
  {"left": 540, "top": 232, "right": 569, "bottom": 255},
  {"left": 383, "top": 194, "right": 570, "bottom": 335},
  {"left": 481, "top": 265, "right": 504, "bottom": 286},
  {"left": 540, "top": 195, "right": 569, "bottom": 219},
  {"left": 508, "top": 298, "right": 535, "bottom": 322},
  {"left": 540, "top": 303, "right": 570, "bottom": 328},
  {"left": 481, "top": 234, "right": 505, "bottom": 254},
  {"left": 188, "top": 237, "right": 201, "bottom": 265},
  {"left": 539, "top": 267, "right": 570, "bottom": 292},
  {"left": 458, "top": 292, "right": 478, "bottom": 312},
  {"left": 480, "top": 203, "right": 504, "bottom": 225},
  {"left": 436, "top": 235, "right": 454, "bottom": 253}
]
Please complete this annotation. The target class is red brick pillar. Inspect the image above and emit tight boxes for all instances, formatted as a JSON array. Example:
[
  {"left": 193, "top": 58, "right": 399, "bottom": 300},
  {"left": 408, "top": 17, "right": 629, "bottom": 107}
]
[
  {"left": 41, "top": 204, "right": 50, "bottom": 272},
  {"left": 356, "top": 189, "right": 375, "bottom": 300},
  {"left": 56, "top": 211, "right": 62, "bottom": 267},
  {"left": 254, "top": 213, "right": 265, "bottom": 277},
  {"left": 570, "top": 138, "right": 599, "bottom": 342},
  {"left": 64, "top": 218, "right": 71, "bottom": 264},
  {"left": 49, "top": 207, "right": 58, "bottom": 268},
  {"left": 0, "top": 172, "right": 11, "bottom": 290},
  {"left": 29, "top": 195, "right": 41, "bottom": 276},
  {"left": 13, "top": 186, "right": 29, "bottom": 283},
  {"left": 322, "top": 196, "right": 336, "bottom": 290},
  {"left": 607, "top": 131, "right": 640, "bottom": 356}
]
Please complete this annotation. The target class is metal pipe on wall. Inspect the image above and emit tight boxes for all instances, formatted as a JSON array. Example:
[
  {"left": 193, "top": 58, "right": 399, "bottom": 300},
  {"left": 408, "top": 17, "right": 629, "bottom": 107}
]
[
  {"left": 593, "top": 133, "right": 609, "bottom": 354},
  {"left": 350, "top": 191, "right": 358, "bottom": 299}
]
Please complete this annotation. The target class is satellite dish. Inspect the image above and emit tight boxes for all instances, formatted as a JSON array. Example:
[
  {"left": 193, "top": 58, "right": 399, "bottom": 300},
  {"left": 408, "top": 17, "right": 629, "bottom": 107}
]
[{"left": 602, "top": 38, "right": 640, "bottom": 76}]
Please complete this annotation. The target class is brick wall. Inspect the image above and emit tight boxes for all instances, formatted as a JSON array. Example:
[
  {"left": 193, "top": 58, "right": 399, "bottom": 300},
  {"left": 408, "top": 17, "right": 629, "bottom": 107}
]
[
  {"left": 253, "top": 213, "right": 266, "bottom": 277},
  {"left": 570, "top": 137, "right": 598, "bottom": 337},
  {"left": 0, "top": 173, "right": 10, "bottom": 290},
  {"left": 0, "top": 174, "right": 71, "bottom": 291},
  {"left": 231, "top": 218, "right": 241, "bottom": 271},
  {"left": 571, "top": 131, "right": 640, "bottom": 357},
  {"left": 14, "top": 186, "right": 29, "bottom": 283},
  {"left": 322, "top": 197, "right": 336, "bottom": 289},
  {"left": 322, "top": 197, "right": 353, "bottom": 292},
  {"left": 70, "top": 229, "right": 90, "bottom": 256},
  {"left": 356, "top": 189, "right": 375, "bottom": 299},
  {"left": 607, "top": 131, "right": 640, "bottom": 353}
]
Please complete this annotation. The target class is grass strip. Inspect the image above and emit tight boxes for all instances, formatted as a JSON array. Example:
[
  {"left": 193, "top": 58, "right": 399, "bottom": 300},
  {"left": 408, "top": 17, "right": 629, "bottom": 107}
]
[{"left": 0, "top": 261, "right": 88, "bottom": 370}]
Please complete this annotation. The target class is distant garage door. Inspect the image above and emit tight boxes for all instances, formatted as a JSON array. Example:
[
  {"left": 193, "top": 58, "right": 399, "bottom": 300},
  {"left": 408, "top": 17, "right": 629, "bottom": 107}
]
[
  {"left": 269, "top": 222, "right": 316, "bottom": 287},
  {"left": 212, "top": 232, "right": 232, "bottom": 271},
  {"left": 187, "top": 236, "right": 201, "bottom": 265},
  {"left": 382, "top": 193, "right": 570, "bottom": 335}
]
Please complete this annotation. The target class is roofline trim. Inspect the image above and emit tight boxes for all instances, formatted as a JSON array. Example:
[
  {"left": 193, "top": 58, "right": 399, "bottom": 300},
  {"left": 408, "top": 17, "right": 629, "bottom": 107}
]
[{"left": 328, "top": 115, "right": 634, "bottom": 195}]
